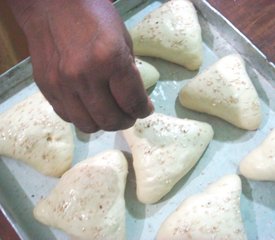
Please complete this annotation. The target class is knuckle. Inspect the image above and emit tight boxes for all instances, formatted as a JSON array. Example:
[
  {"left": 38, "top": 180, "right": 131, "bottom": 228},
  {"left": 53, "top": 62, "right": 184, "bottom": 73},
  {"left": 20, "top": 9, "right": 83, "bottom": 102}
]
[
  {"left": 52, "top": 105, "right": 70, "bottom": 122},
  {"left": 102, "top": 124, "right": 120, "bottom": 131},
  {"left": 119, "top": 119, "right": 136, "bottom": 130},
  {"left": 125, "top": 99, "right": 147, "bottom": 113},
  {"left": 59, "top": 55, "right": 91, "bottom": 80},
  {"left": 95, "top": 46, "right": 121, "bottom": 66},
  {"left": 72, "top": 117, "right": 98, "bottom": 133},
  {"left": 97, "top": 115, "right": 134, "bottom": 131},
  {"left": 68, "top": 114, "right": 98, "bottom": 133},
  {"left": 97, "top": 116, "right": 118, "bottom": 131},
  {"left": 94, "top": 40, "right": 132, "bottom": 69},
  {"left": 123, "top": 97, "right": 149, "bottom": 117}
]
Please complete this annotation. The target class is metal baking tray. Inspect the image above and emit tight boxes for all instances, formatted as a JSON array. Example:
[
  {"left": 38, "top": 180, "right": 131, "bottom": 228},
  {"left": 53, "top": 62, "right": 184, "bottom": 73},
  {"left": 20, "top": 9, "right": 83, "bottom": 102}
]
[{"left": 0, "top": 0, "right": 274, "bottom": 239}]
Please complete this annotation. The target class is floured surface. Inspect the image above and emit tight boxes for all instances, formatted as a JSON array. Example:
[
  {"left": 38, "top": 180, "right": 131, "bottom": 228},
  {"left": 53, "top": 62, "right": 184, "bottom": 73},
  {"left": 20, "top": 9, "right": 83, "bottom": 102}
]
[{"left": 0, "top": 1, "right": 274, "bottom": 240}]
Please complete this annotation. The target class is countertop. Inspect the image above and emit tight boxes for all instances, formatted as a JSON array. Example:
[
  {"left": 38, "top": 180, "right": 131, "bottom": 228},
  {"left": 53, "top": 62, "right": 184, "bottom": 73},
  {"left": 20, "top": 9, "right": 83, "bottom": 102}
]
[
  {"left": 1, "top": 0, "right": 274, "bottom": 239},
  {"left": 208, "top": 0, "right": 275, "bottom": 63}
]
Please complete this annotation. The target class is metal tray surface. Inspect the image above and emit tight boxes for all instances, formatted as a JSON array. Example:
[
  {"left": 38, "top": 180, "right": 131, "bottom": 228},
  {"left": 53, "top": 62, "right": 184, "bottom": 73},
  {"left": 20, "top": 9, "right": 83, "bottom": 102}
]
[{"left": 0, "top": 1, "right": 274, "bottom": 239}]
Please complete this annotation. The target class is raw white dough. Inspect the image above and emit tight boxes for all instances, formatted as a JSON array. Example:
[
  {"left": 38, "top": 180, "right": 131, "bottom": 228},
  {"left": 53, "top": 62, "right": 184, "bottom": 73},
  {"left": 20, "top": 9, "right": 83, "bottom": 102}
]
[
  {"left": 240, "top": 129, "right": 275, "bottom": 181},
  {"left": 33, "top": 150, "right": 128, "bottom": 240},
  {"left": 135, "top": 58, "right": 160, "bottom": 89},
  {"left": 179, "top": 54, "right": 261, "bottom": 130},
  {"left": 0, "top": 92, "right": 73, "bottom": 177},
  {"left": 130, "top": 0, "right": 202, "bottom": 70},
  {"left": 157, "top": 174, "right": 247, "bottom": 240},
  {"left": 123, "top": 113, "right": 213, "bottom": 204}
]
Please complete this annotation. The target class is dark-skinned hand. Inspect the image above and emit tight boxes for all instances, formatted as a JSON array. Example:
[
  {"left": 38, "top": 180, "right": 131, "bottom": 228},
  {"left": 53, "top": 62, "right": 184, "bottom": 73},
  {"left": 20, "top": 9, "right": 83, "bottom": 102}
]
[{"left": 6, "top": 0, "right": 154, "bottom": 133}]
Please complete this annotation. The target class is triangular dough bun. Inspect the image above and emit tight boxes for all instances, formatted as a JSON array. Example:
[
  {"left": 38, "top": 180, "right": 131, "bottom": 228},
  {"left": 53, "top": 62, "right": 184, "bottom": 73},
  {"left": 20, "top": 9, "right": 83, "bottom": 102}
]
[
  {"left": 179, "top": 54, "right": 261, "bottom": 130},
  {"left": 240, "top": 129, "right": 275, "bottom": 181},
  {"left": 157, "top": 174, "right": 247, "bottom": 240},
  {"left": 0, "top": 92, "right": 73, "bottom": 177},
  {"left": 130, "top": 0, "right": 203, "bottom": 70},
  {"left": 123, "top": 113, "right": 213, "bottom": 204},
  {"left": 33, "top": 150, "right": 128, "bottom": 240},
  {"left": 135, "top": 58, "right": 160, "bottom": 89}
]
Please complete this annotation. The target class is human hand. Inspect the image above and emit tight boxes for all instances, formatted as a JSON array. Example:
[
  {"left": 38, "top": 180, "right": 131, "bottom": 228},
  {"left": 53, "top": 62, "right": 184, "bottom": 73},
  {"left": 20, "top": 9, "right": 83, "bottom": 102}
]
[{"left": 9, "top": 0, "right": 154, "bottom": 133}]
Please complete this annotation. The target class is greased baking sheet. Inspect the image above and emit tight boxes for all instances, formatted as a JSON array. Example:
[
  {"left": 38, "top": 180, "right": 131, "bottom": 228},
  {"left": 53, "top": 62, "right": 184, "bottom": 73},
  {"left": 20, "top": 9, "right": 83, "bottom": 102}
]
[{"left": 0, "top": 0, "right": 274, "bottom": 239}]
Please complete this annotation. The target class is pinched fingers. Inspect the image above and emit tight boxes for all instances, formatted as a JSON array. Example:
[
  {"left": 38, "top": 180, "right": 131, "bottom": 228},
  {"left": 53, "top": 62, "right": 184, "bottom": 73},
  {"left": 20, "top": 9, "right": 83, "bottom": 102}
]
[
  {"left": 56, "top": 87, "right": 99, "bottom": 133},
  {"left": 57, "top": 57, "right": 137, "bottom": 131},
  {"left": 109, "top": 62, "right": 154, "bottom": 119},
  {"left": 77, "top": 77, "right": 136, "bottom": 131},
  {"left": 34, "top": 53, "right": 153, "bottom": 133}
]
